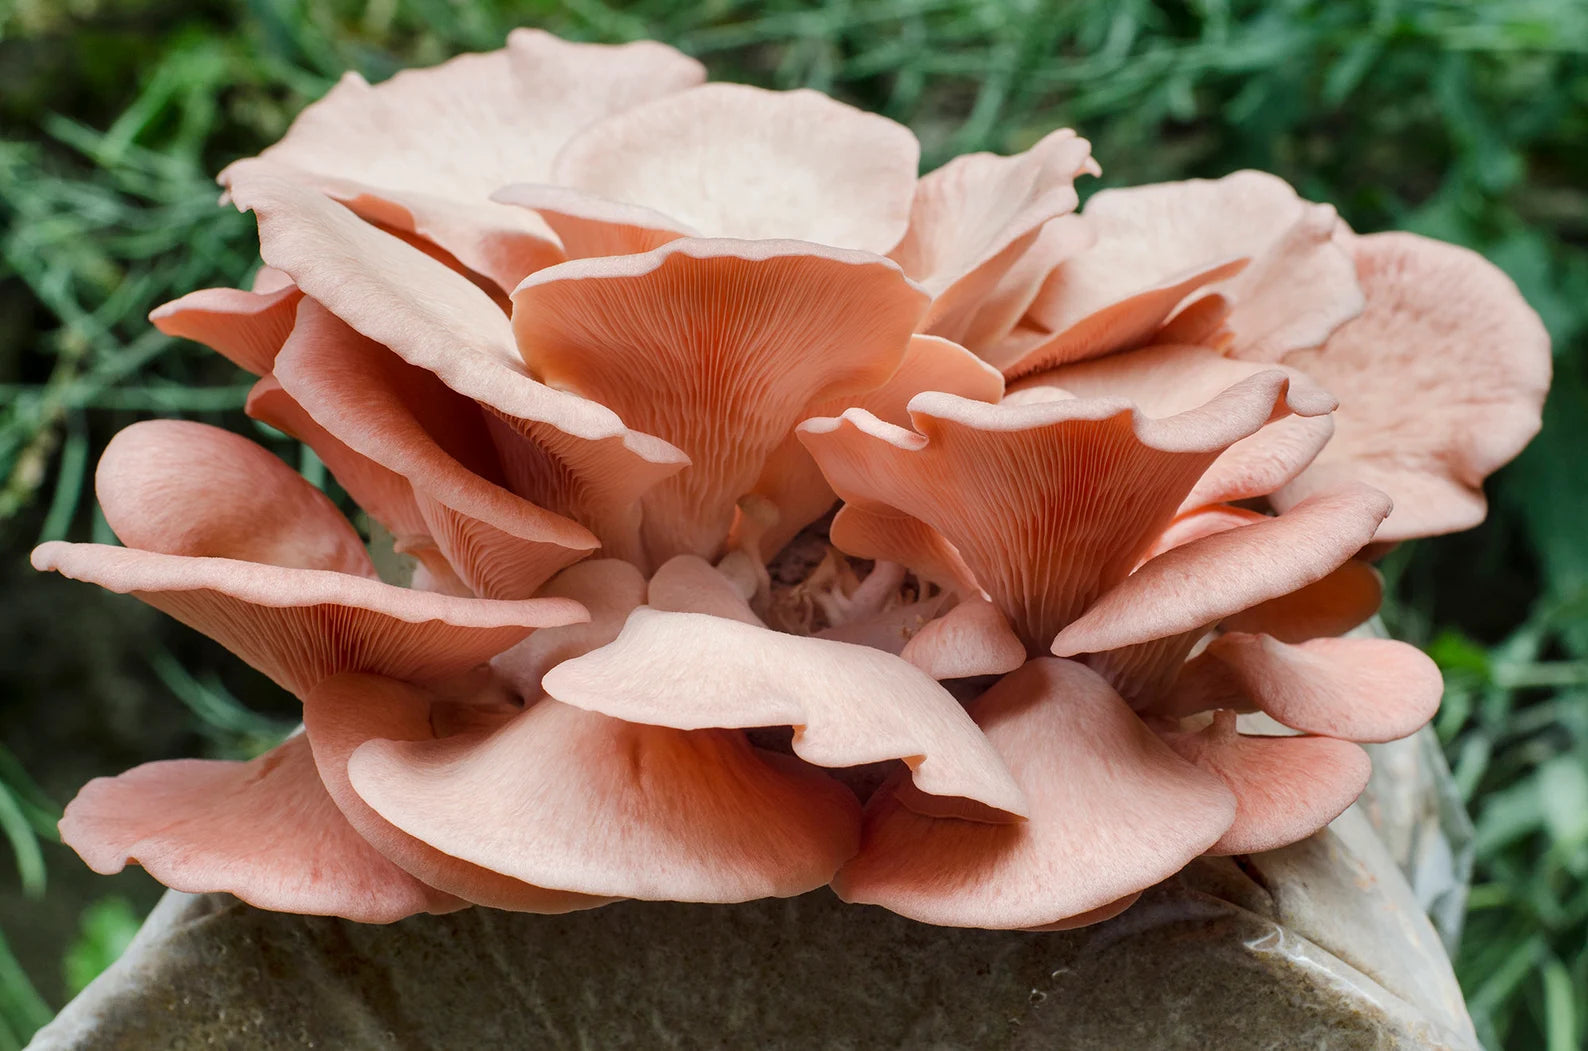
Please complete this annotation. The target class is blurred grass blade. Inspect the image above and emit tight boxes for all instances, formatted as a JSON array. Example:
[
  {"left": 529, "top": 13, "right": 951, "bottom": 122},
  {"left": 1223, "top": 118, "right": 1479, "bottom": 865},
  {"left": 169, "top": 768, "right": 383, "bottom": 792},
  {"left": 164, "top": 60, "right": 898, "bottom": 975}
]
[
  {"left": 0, "top": 787, "right": 45, "bottom": 898},
  {"left": 147, "top": 647, "right": 292, "bottom": 758},
  {"left": 0, "top": 927, "right": 52, "bottom": 1045},
  {"left": 37, "top": 415, "right": 88, "bottom": 544},
  {"left": 1541, "top": 955, "right": 1577, "bottom": 1051}
]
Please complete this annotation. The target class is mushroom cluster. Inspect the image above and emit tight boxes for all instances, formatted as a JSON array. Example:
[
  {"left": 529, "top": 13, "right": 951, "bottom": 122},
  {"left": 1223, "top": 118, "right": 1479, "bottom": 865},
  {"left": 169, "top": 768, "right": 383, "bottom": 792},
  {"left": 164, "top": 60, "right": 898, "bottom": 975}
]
[{"left": 34, "top": 29, "right": 1550, "bottom": 929}]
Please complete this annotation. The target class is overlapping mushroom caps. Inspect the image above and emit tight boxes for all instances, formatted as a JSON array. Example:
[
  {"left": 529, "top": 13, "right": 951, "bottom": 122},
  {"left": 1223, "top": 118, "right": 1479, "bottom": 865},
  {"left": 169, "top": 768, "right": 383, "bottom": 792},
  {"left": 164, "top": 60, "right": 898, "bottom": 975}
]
[{"left": 38, "top": 31, "right": 1551, "bottom": 930}]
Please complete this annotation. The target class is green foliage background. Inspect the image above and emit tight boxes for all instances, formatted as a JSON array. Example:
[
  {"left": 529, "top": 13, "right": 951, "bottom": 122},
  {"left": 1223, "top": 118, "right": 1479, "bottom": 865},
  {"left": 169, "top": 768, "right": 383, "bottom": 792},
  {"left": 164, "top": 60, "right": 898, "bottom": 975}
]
[{"left": 0, "top": 1, "right": 1584, "bottom": 1047}]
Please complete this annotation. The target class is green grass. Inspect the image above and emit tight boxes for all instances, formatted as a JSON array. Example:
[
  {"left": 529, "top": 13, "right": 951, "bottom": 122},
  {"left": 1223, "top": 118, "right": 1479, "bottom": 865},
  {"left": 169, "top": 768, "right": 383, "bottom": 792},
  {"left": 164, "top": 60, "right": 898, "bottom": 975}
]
[{"left": 2, "top": 2, "right": 1585, "bottom": 1048}]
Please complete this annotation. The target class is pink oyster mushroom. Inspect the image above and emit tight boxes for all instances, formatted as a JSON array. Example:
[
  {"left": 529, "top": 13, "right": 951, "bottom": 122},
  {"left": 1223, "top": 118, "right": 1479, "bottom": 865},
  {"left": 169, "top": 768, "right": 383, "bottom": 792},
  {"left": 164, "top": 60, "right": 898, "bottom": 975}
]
[{"left": 35, "top": 31, "right": 1550, "bottom": 930}]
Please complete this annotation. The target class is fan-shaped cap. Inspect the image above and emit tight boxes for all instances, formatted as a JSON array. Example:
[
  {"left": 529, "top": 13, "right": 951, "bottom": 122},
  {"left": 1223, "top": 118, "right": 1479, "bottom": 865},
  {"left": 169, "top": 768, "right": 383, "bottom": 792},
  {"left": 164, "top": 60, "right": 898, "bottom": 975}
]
[
  {"left": 1018, "top": 171, "right": 1361, "bottom": 373},
  {"left": 832, "top": 658, "right": 1235, "bottom": 928},
  {"left": 550, "top": 83, "right": 920, "bottom": 253},
  {"left": 60, "top": 734, "right": 457, "bottom": 922},
  {"left": 1052, "top": 483, "right": 1392, "bottom": 656},
  {"left": 274, "top": 300, "right": 596, "bottom": 597},
  {"left": 31, "top": 542, "right": 584, "bottom": 698},
  {"left": 226, "top": 167, "right": 688, "bottom": 566},
  {"left": 1274, "top": 232, "right": 1551, "bottom": 541},
  {"left": 304, "top": 673, "right": 616, "bottom": 912},
  {"left": 96, "top": 419, "right": 373, "bottom": 578},
  {"left": 1000, "top": 257, "right": 1246, "bottom": 378},
  {"left": 900, "top": 598, "right": 1026, "bottom": 680},
  {"left": 803, "top": 373, "right": 1320, "bottom": 652},
  {"left": 1165, "top": 634, "right": 1444, "bottom": 743},
  {"left": 891, "top": 129, "right": 1096, "bottom": 336},
  {"left": 1162, "top": 711, "right": 1372, "bottom": 855},
  {"left": 511, "top": 237, "right": 927, "bottom": 565},
  {"left": 223, "top": 30, "right": 705, "bottom": 289},
  {"left": 150, "top": 282, "right": 303, "bottom": 375},
  {"left": 347, "top": 699, "right": 862, "bottom": 902},
  {"left": 543, "top": 607, "right": 1027, "bottom": 818},
  {"left": 1013, "top": 343, "right": 1337, "bottom": 510}
]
